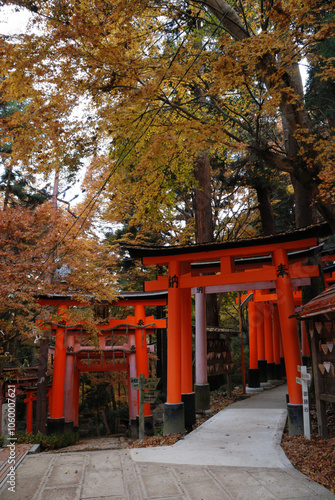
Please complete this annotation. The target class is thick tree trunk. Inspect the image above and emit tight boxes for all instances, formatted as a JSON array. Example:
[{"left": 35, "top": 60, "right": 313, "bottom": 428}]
[
  {"left": 194, "top": 152, "right": 213, "bottom": 243},
  {"left": 281, "top": 68, "right": 315, "bottom": 228},
  {"left": 290, "top": 176, "right": 314, "bottom": 228},
  {"left": 254, "top": 184, "right": 276, "bottom": 235},
  {"left": 193, "top": 152, "right": 220, "bottom": 326},
  {"left": 203, "top": 1, "right": 335, "bottom": 232}
]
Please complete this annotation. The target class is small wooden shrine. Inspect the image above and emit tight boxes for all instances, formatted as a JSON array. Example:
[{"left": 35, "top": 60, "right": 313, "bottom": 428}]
[{"left": 298, "top": 284, "right": 335, "bottom": 437}]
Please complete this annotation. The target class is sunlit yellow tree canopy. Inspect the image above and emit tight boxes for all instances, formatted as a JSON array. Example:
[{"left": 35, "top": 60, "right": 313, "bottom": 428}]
[{"left": 0, "top": 0, "right": 335, "bottom": 237}]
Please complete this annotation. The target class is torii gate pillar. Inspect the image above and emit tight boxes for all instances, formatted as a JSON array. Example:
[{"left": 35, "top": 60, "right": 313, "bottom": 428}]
[
  {"left": 73, "top": 369, "right": 80, "bottom": 429},
  {"left": 164, "top": 259, "right": 184, "bottom": 435},
  {"left": 194, "top": 286, "right": 210, "bottom": 410},
  {"left": 273, "top": 248, "right": 303, "bottom": 435},
  {"left": 181, "top": 275, "right": 196, "bottom": 429},
  {"left": 24, "top": 393, "right": 35, "bottom": 434},
  {"left": 247, "top": 299, "right": 263, "bottom": 393},
  {"left": 257, "top": 303, "right": 268, "bottom": 385},
  {"left": 128, "top": 330, "right": 139, "bottom": 438},
  {"left": 63, "top": 333, "right": 75, "bottom": 432},
  {"left": 47, "top": 304, "right": 68, "bottom": 434},
  {"left": 264, "top": 302, "right": 275, "bottom": 383},
  {"left": 272, "top": 304, "right": 283, "bottom": 381},
  {"left": 301, "top": 321, "right": 311, "bottom": 366},
  {"left": 135, "top": 304, "right": 154, "bottom": 436}
]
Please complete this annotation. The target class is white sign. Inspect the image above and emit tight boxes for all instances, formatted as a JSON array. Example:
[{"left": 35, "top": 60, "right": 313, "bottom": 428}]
[
  {"left": 143, "top": 378, "right": 160, "bottom": 390},
  {"left": 130, "top": 377, "right": 140, "bottom": 390},
  {"left": 143, "top": 390, "right": 159, "bottom": 403},
  {"left": 297, "top": 365, "right": 311, "bottom": 440}
]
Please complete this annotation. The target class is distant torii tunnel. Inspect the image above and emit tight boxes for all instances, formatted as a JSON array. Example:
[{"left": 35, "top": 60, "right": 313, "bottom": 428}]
[
  {"left": 125, "top": 224, "right": 330, "bottom": 436},
  {"left": 37, "top": 292, "right": 167, "bottom": 436}
]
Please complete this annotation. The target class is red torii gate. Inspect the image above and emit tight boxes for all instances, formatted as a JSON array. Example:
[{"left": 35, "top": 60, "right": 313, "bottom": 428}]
[
  {"left": 125, "top": 224, "right": 330, "bottom": 436},
  {"left": 239, "top": 288, "right": 303, "bottom": 390},
  {"left": 37, "top": 291, "right": 167, "bottom": 436}
]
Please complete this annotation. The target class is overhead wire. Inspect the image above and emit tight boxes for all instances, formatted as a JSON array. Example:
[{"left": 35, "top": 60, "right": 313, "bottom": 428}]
[
  {"left": 53, "top": 6, "right": 229, "bottom": 246},
  {"left": 12, "top": 5, "right": 230, "bottom": 289}
]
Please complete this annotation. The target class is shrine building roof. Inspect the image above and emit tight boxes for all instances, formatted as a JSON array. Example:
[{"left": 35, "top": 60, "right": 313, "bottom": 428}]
[{"left": 299, "top": 284, "right": 335, "bottom": 318}]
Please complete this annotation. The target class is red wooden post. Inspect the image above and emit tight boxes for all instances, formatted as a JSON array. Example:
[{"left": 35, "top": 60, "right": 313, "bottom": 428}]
[
  {"left": 181, "top": 286, "right": 193, "bottom": 395},
  {"left": 48, "top": 304, "right": 68, "bottom": 433},
  {"left": 247, "top": 298, "right": 262, "bottom": 391},
  {"left": 167, "top": 259, "right": 182, "bottom": 404},
  {"left": 73, "top": 369, "right": 80, "bottom": 428},
  {"left": 24, "top": 393, "right": 34, "bottom": 434},
  {"left": 128, "top": 331, "right": 138, "bottom": 422},
  {"left": 50, "top": 324, "right": 67, "bottom": 418},
  {"left": 256, "top": 302, "right": 267, "bottom": 383},
  {"left": 248, "top": 300, "right": 258, "bottom": 370},
  {"left": 164, "top": 258, "right": 184, "bottom": 434},
  {"left": 264, "top": 302, "right": 275, "bottom": 380},
  {"left": 301, "top": 321, "right": 311, "bottom": 358},
  {"left": 64, "top": 333, "right": 75, "bottom": 427},
  {"left": 274, "top": 248, "right": 302, "bottom": 403},
  {"left": 181, "top": 275, "right": 195, "bottom": 428},
  {"left": 134, "top": 304, "right": 150, "bottom": 417},
  {"left": 273, "top": 247, "right": 303, "bottom": 435},
  {"left": 272, "top": 304, "right": 282, "bottom": 380}
]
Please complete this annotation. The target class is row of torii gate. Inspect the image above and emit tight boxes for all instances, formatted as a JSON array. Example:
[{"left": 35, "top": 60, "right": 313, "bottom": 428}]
[
  {"left": 37, "top": 292, "right": 168, "bottom": 436},
  {"left": 3, "top": 223, "right": 333, "bottom": 437},
  {"left": 125, "top": 223, "right": 333, "bottom": 435}
]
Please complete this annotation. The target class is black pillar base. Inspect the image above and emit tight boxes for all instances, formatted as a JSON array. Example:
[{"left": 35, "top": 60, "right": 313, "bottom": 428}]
[
  {"left": 258, "top": 360, "right": 268, "bottom": 383},
  {"left": 280, "top": 357, "right": 286, "bottom": 378},
  {"left": 129, "top": 418, "right": 138, "bottom": 439},
  {"left": 182, "top": 392, "right": 196, "bottom": 429},
  {"left": 47, "top": 417, "right": 65, "bottom": 435},
  {"left": 144, "top": 415, "right": 154, "bottom": 436},
  {"left": 248, "top": 368, "right": 260, "bottom": 388},
  {"left": 64, "top": 421, "right": 74, "bottom": 433},
  {"left": 136, "top": 415, "right": 155, "bottom": 437},
  {"left": 267, "top": 362, "right": 276, "bottom": 381},
  {"left": 275, "top": 364, "right": 282, "bottom": 380},
  {"left": 287, "top": 403, "right": 304, "bottom": 436},
  {"left": 194, "top": 384, "right": 210, "bottom": 411},
  {"left": 302, "top": 355, "right": 310, "bottom": 367},
  {"left": 163, "top": 403, "right": 185, "bottom": 436}
]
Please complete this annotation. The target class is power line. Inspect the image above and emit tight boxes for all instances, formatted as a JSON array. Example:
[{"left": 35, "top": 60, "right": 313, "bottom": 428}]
[{"left": 9, "top": 7, "right": 229, "bottom": 289}]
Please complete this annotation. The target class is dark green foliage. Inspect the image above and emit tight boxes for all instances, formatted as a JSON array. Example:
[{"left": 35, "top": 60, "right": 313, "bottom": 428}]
[
  {"left": 305, "top": 36, "right": 335, "bottom": 127},
  {"left": 15, "top": 431, "right": 79, "bottom": 451},
  {"left": 0, "top": 168, "right": 48, "bottom": 207}
]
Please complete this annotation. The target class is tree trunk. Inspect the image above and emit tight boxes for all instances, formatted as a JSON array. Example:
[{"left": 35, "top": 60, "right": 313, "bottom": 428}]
[
  {"left": 194, "top": 152, "right": 220, "bottom": 326},
  {"left": 203, "top": 1, "right": 335, "bottom": 231},
  {"left": 254, "top": 184, "right": 276, "bottom": 235},
  {"left": 290, "top": 175, "right": 314, "bottom": 228},
  {"left": 280, "top": 71, "right": 315, "bottom": 229},
  {"left": 194, "top": 152, "right": 213, "bottom": 244}
]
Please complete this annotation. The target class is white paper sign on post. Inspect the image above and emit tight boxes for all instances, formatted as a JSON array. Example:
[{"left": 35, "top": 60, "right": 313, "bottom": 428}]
[{"left": 296, "top": 365, "right": 311, "bottom": 440}]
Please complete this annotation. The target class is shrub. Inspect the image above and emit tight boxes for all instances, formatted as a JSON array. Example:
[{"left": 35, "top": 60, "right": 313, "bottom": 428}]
[{"left": 15, "top": 431, "right": 79, "bottom": 451}]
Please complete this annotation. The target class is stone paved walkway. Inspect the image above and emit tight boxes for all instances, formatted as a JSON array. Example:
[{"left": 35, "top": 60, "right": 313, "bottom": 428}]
[
  {"left": 0, "top": 448, "right": 334, "bottom": 500},
  {"left": 0, "top": 385, "right": 334, "bottom": 499}
]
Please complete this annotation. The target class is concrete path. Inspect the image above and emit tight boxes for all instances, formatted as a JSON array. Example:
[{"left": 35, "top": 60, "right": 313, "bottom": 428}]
[
  {"left": 1, "top": 384, "right": 334, "bottom": 499},
  {"left": 130, "top": 384, "right": 291, "bottom": 468}
]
